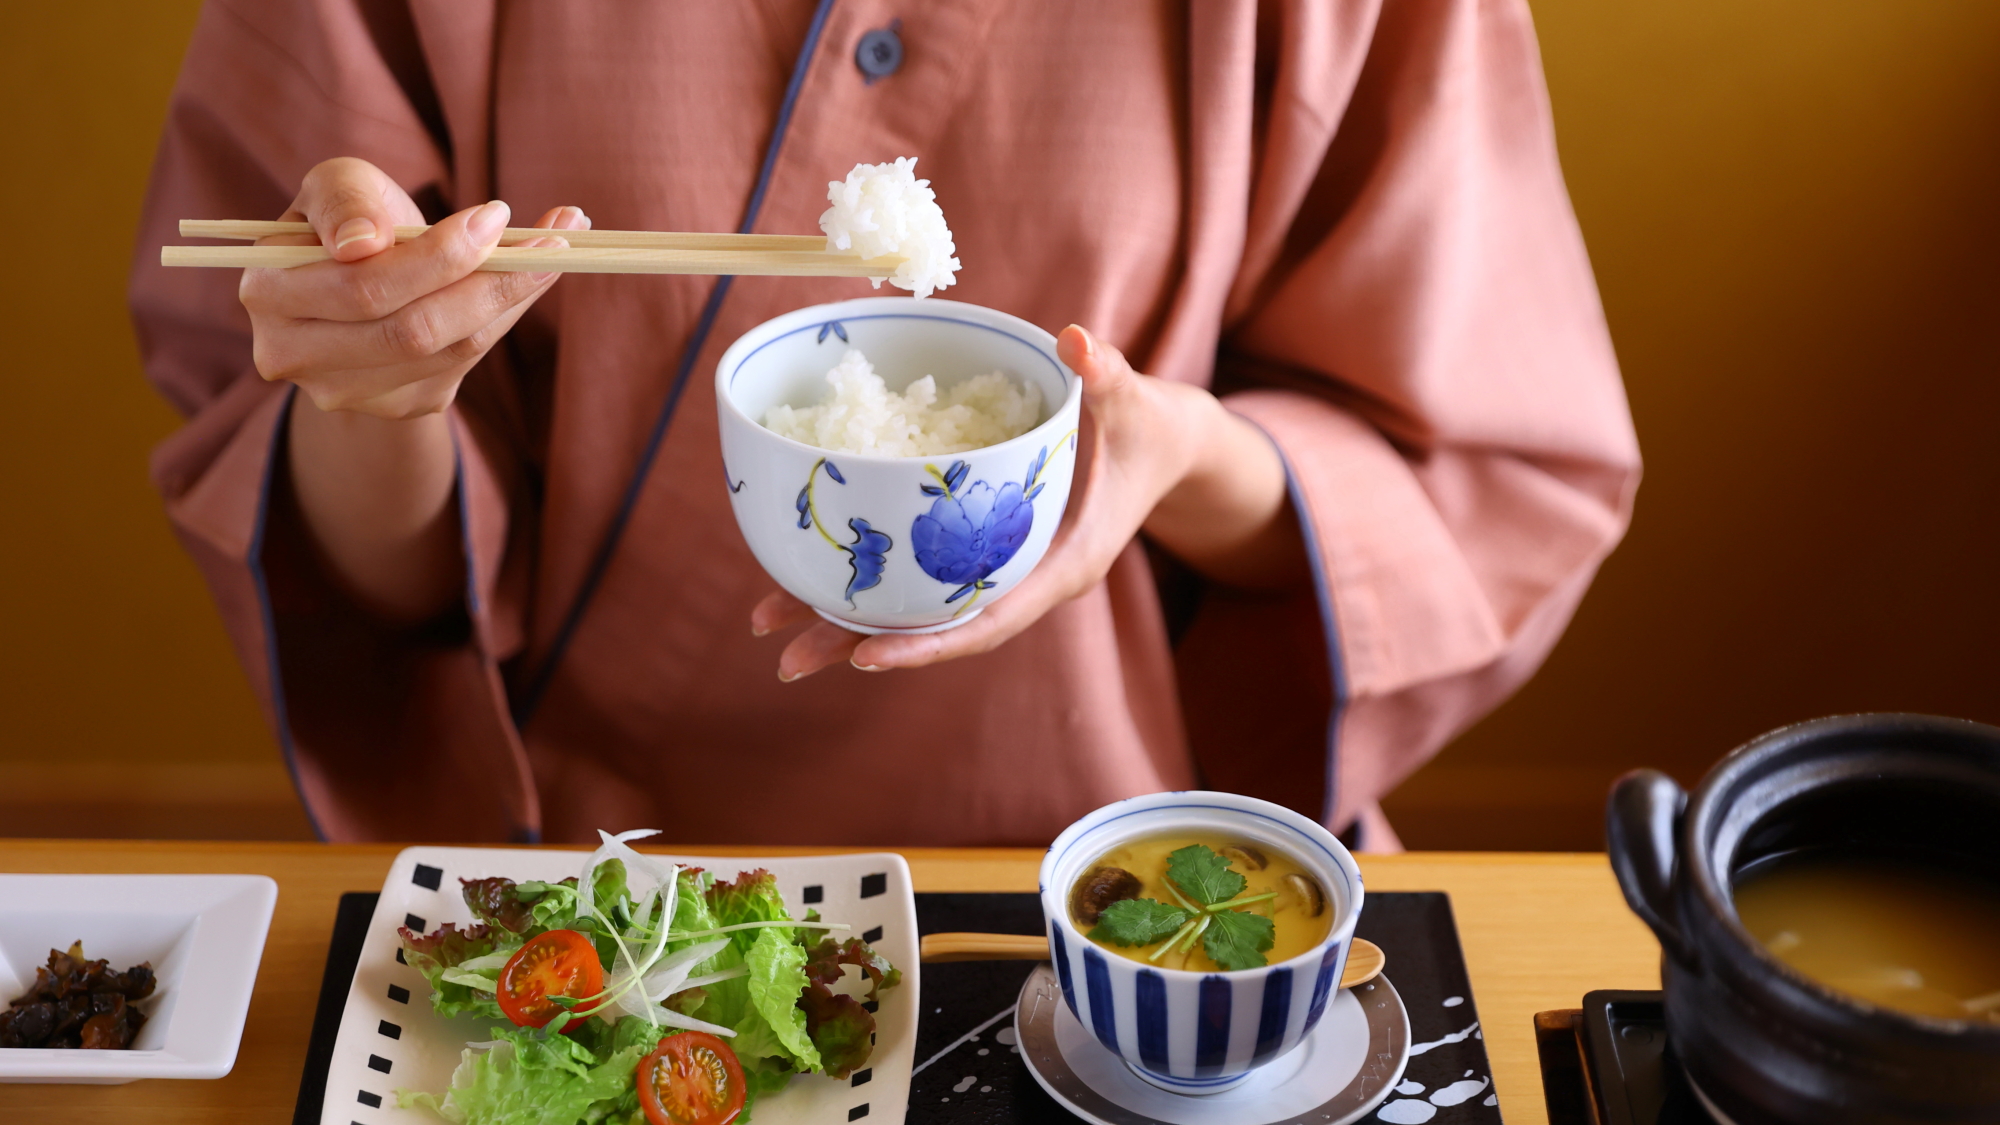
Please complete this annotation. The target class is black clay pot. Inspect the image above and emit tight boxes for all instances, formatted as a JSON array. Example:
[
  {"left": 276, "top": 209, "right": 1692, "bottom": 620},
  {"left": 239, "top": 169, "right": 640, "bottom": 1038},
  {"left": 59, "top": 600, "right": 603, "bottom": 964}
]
[{"left": 1606, "top": 714, "right": 2000, "bottom": 1125}]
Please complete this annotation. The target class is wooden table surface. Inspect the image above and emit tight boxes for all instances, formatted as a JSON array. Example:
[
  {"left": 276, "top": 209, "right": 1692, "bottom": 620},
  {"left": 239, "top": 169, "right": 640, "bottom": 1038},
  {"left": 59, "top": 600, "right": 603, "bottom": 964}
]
[{"left": 0, "top": 841, "right": 1660, "bottom": 1124}]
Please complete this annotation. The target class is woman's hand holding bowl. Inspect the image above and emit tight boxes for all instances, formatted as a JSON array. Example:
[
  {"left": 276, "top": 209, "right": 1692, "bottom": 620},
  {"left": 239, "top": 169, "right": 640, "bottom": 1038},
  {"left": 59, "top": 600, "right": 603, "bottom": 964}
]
[{"left": 755, "top": 325, "right": 1308, "bottom": 679}]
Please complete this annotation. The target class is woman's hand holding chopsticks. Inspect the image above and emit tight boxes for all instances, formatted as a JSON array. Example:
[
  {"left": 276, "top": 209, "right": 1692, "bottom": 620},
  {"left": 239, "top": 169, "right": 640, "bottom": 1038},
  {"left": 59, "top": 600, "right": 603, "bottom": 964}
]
[
  {"left": 256, "top": 157, "right": 584, "bottom": 624},
  {"left": 241, "top": 157, "right": 580, "bottom": 420}
]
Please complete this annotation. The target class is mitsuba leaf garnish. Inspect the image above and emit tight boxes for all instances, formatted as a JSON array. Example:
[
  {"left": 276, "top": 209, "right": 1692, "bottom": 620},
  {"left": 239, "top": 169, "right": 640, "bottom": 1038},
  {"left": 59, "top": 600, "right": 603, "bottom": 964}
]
[
  {"left": 1165, "top": 845, "right": 1247, "bottom": 907},
  {"left": 1089, "top": 898, "right": 1189, "bottom": 947},
  {"left": 1084, "top": 846, "right": 1285, "bottom": 968},
  {"left": 1201, "top": 909, "right": 1276, "bottom": 972}
]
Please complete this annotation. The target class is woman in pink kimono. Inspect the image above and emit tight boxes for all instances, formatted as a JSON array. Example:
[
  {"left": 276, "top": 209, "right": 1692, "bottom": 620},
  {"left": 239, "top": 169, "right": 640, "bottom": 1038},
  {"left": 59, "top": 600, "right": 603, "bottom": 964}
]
[{"left": 132, "top": 1, "right": 1638, "bottom": 848}]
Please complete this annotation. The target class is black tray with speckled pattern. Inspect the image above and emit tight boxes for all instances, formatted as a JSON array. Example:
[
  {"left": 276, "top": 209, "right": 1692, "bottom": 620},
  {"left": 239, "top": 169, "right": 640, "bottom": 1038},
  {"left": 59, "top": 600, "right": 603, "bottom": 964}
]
[{"left": 296, "top": 891, "right": 1499, "bottom": 1124}]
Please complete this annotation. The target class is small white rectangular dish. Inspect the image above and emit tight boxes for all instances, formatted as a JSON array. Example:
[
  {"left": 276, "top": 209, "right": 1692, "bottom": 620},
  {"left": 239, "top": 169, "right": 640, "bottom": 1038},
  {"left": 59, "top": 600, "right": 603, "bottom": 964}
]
[
  {"left": 323, "top": 846, "right": 919, "bottom": 1125},
  {"left": 0, "top": 873, "right": 278, "bottom": 1083}
]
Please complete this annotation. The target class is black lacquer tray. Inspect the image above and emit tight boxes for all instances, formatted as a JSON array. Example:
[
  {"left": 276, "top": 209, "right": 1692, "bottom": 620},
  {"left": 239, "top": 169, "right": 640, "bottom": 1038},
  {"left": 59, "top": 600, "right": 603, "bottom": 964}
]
[{"left": 297, "top": 891, "right": 1500, "bottom": 1124}]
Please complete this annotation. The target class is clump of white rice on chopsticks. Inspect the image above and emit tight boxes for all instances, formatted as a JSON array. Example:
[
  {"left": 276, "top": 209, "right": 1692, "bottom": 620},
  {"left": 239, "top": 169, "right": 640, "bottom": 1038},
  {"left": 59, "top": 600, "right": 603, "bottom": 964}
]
[
  {"left": 821, "top": 157, "right": 961, "bottom": 299},
  {"left": 766, "top": 348, "right": 1041, "bottom": 457}
]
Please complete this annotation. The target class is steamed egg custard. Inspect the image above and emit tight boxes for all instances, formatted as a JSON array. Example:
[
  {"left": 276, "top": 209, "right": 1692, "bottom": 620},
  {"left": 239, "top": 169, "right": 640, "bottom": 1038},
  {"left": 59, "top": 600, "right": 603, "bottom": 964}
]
[
  {"left": 1071, "top": 835, "right": 1331, "bottom": 972},
  {"left": 1734, "top": 851, "right": 2000, "bottom": 1023}
]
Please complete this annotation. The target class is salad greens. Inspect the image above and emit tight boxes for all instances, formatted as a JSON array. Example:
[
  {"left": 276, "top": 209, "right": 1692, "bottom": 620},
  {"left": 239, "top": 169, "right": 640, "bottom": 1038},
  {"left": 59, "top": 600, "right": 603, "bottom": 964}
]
[
  {"left": 1087, "top": 844, "right": 1279, "bottom": 971},
  {"left": 401, "top": 1024, "right": 651, "bottom": 1125},
  {"left": 394, "top": 830, "right": 900, "bottom": 1124}
]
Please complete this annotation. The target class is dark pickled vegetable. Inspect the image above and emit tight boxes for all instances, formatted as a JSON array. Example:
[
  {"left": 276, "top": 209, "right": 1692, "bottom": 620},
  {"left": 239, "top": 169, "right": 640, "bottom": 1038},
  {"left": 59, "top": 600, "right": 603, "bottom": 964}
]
[
  {"left": 1070, "top": 866, "right": 1144, "bottom": 926},
  {"left": 0, "top": 943, "right": 152, "bottom": 1049}
]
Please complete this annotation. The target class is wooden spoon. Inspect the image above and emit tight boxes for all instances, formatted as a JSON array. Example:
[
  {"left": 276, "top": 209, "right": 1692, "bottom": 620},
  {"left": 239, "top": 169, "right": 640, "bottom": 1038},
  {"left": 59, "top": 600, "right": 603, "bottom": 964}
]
[{"left": 921, "top": 932, "right": 1387, "bottom": 989}]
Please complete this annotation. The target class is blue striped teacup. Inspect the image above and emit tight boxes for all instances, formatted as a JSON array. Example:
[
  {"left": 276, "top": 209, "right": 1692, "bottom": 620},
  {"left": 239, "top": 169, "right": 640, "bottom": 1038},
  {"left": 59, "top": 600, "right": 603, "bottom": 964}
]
[{"left": 1038, "top": 790, "right": 1364, "bottom": 1095}]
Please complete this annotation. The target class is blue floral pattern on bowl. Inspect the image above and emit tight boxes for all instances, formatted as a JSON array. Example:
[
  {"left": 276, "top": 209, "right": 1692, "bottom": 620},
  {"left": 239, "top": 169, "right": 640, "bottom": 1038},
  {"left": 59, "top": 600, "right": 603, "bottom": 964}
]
[
  {"left": 794, "top": 457, "right": 892, "bottom": 605},
  {"left": 912, "top": 432, "right": 1075, "bottom": 615}
]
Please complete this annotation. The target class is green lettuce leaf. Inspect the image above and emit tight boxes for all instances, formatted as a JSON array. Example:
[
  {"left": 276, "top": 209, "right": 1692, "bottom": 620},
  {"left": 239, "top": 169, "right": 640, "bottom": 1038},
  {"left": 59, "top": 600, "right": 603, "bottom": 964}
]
[
  {"left": 740, "top": 1057, "right": 795, "bottom": 1118},
  {"left": 397, "top": 1023, "right": 644, "bottom": 1125},
  {"left": 704, "top": 869, "right": 793, "bottom": 954},
  {"left": 588, "top": 860, "right": 635, "bottom": 929},
  {"left": 399, "top": 923, "right": 520, "bottom": 1021},
  {"left": 691, "top": 922, "right": 819, "bottom": 1075},
  {"left": 743, "top": 927, "right": 819, "bottom": 1070},
  {"left": 685, "top": 870, "right": 820, "bottom": 1075},
  {"left": 607, "top": 1015, "right": 672, "bottom": 1056},
  {"left": 667, "top": 870, "right": 723, "bottom": 954},
  {"left": 1088, "top": 899, "right": 1188, "bottom": 947},
  {"left": 667, "top": 871, "right": 752, "bottom": 1027},
  {"left": 515, "top": 878, "right": 585, "bottom": 933}
]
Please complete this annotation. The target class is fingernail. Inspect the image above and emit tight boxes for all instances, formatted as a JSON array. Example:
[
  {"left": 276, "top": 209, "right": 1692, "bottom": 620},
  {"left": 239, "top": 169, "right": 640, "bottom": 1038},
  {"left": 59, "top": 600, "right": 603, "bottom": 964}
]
[
  {"left": 332, "top": 218, "right": 377, "bottom": 251},
  {"left": 527, "top": 236, "right": 564, "bottom": 283},
  {"left": 468, "top": 200, "right": 509, "bottom": 244},
  {"left": 752, "top": 624, "right": 770, "bottom": 637},
  {"left": 852, "top": 661, "right": 887, "bottom": 672},
  {"left": 1068, "top": 324, "right": 1095, "bottom": 360},
  {"left": 566, "top": 206, "right": 591, "bottom": 230}
]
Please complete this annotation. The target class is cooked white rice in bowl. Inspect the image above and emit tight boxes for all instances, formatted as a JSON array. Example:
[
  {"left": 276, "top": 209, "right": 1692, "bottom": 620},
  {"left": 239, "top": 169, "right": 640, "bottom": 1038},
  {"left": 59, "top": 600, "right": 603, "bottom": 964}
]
[{"left": 763, "top": 348, "right": 1042, "bottom": 457}]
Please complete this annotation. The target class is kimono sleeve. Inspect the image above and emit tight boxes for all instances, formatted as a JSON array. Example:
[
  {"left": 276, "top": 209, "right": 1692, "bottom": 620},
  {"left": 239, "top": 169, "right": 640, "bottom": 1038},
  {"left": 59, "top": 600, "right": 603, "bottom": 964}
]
[
  {"left": 128, "top": 0, "right": 537, "bottom": 841},
  {"left": 1179, "top": 0, "right": 1641, "bottom": 843}
]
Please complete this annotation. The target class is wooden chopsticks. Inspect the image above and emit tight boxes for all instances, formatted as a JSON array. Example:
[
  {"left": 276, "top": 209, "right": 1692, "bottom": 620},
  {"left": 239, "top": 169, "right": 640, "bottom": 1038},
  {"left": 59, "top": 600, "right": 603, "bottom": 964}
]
[
  {"left": 162, "top": 219, "right": 902, "bottom": 278},
  {"left": 920, "top": 933, "right": 1054, "bottom": 963},
  {"left": 917, "top": 932, "right": 1390, "bottom": 990}
]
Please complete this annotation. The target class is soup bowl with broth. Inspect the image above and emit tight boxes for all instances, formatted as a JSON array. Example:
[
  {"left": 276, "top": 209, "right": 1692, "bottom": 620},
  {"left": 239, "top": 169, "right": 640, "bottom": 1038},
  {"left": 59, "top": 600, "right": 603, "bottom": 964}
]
[
  {"left": 1608, "top": 714, "right": 2000, "bottom": 1125},
  {"left": 1038, "top": 791, "right": 1364, "bottom": 1095}
]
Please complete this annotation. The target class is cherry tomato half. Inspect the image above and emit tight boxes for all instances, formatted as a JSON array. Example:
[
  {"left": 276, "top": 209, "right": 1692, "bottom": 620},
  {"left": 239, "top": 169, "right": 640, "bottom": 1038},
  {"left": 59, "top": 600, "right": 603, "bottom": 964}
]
[
  {"left": 496, "top": 929, "right": 605, "bottom": 1029},
  {"left": 638, "top": 1031, "right": 747, "bottom": 1125}
]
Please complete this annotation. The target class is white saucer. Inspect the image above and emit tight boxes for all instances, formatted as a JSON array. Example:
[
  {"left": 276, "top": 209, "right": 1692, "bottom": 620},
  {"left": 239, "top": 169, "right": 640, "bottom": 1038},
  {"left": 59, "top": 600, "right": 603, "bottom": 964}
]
[{"left": 1013, "top": 963, "right": 1410, "bottom": 1125}]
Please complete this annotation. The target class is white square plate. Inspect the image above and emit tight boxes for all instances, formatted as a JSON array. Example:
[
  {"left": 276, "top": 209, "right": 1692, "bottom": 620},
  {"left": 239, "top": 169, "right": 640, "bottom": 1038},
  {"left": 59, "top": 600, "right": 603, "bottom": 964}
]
[
  {"left": 0, "top": 873, "right": 278, "bottom": 1083},
  {"left": 324, "top": 847, "right": 920, "bottom": 1124}
]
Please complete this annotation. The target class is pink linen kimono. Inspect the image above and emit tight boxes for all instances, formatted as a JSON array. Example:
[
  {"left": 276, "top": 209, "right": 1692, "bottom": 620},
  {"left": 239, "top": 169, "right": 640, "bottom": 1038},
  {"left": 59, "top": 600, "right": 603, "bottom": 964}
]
[{"left": 130, "top": 0, "right": 1639, "bottom": 847}]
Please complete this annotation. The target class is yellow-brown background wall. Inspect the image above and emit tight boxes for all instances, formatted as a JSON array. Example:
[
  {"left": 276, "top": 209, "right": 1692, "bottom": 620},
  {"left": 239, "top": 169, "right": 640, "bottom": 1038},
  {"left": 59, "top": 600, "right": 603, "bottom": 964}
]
[{"left": 4, "top": 2, "right": 1996, "bottom": 845}]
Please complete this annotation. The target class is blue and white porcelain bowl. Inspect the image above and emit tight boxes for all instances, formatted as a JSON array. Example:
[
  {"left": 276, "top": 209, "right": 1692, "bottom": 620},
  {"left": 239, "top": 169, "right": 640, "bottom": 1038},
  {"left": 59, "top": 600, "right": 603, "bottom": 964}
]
[
  {"left": 1039, "top": 791, "right": 1365, "bottom": 1096},
  {"left": 716, "top": 296, "right": 1083, "bottom": 634}
]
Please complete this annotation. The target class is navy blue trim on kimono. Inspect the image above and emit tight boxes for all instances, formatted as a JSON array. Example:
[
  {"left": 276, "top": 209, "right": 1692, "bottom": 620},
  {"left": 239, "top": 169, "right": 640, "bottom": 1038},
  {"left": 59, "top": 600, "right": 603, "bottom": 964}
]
[
  {"left": 249, "top": 383, "right": 328, "bottom": 842},
  {"left": 1241, "top": 418, "right": 1352, "bottom": 839},
  {"left": 452, "top": 425, "right": 479, "bottom": 621},
  {"left": 510, "top": 0, "right": 841, "bottom": 730}
]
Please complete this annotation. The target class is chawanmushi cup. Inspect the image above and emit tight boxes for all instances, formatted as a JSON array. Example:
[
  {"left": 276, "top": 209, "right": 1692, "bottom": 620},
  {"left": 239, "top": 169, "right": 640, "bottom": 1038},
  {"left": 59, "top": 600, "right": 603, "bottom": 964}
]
[{"left": 1038, "top": 791, "right": 1365, "bottom": 1095}]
